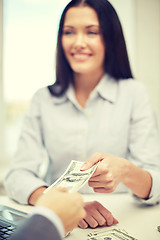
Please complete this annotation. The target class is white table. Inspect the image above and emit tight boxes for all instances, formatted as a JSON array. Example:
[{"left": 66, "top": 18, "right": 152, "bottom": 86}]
[{"left": 0, "top": 193, "right": 160, "bottom": 240}]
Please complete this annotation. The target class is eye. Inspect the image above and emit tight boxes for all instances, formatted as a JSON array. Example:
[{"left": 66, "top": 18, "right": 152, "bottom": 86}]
[
  {"left": 88, "top": 31, "right": 98, "bottom": 35},
  {"left": 63, "top": 30, "right": 73, "bottom": 35}
]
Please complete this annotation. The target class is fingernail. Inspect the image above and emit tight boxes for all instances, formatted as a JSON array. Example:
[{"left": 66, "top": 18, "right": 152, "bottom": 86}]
[
  {"left": 99, "top": 220, "right": 106, "bottom": 226},
  {"left": 107, "top": 219, "right": 112, "bottom": 226},
  {"left": 80, "top": 163, "right": 87, "bottom": 170},
  {"left": 114, "top": 219, "right": 119, "bottom": 224}
]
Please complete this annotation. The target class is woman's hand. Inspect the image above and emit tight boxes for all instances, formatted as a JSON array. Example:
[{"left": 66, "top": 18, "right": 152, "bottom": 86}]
[
  {"left": 81, "top": 152, "right": 128, "bottom": 193},
  {"left": 81, "top": 152, "right": 152, "bottom": 199},
  {"left": 78, "top": 201, "right": 118, "bottom": 229}
]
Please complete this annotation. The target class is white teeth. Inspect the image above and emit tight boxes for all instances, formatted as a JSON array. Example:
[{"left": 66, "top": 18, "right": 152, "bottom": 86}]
[{"left": 73, "top": 54, "right": 89, "bottom": 59}]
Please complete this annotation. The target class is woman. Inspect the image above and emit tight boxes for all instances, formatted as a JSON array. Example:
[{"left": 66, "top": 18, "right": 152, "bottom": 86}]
[{"left": 5, "top": 0, "right": 160, "bottom": 229}]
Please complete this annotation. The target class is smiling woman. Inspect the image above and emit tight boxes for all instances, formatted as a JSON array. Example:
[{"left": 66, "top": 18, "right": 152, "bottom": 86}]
[
  {"left": 61, "top": 6, "right": 105, "bottom": 106},
  {"left": 0, "top": 0, "right": 149, "bottom": 161},
  {"left": 4, "top": 0, "right": 160, "bottom": 232},
  {"left": 1, "top": 1, "right": 160, "bottom": 166}
]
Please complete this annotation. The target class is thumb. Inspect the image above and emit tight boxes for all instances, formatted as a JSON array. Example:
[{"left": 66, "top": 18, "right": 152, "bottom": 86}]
[{"left": 81, "top": 152, "right": 104, "bottom": 171}]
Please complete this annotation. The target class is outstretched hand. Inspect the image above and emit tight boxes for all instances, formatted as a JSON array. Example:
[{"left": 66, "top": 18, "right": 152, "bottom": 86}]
[
  {"left": 81, "top": 152, "right": 127, "bottom": 193},
  {"left": 36, "top": 187, "right": 86, "bottom": 234}
]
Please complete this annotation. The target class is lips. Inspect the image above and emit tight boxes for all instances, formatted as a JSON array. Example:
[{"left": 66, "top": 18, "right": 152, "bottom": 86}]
[{"left": 71, "top": 52, "right": 92, "bottom": 61}]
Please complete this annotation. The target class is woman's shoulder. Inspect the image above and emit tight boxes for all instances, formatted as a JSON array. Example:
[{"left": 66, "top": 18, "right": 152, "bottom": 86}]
[
  {"left": 117, "top": 78, "right": 152, "bottom": 108},
  {"left": 30, "top": 86, "right": 67, "bottom": 108},
  {"left": 119, "top": 78, "right": 145, "bottom": 88},
  {"left": 32, "top": 86, "right": 59, "bottom": 102},
  {"left": 33, "top": 86, "right": 51, "bottom": 97},
  {"left": 105, "top": 74, "right": 147, "bottom": 94},
  {"left": 118, "top": 78, "right": 149, "bottom": 96}
]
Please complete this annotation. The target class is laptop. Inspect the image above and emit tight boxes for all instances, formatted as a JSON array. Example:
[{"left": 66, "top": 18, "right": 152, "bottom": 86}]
[{"left": 0, "top": 205, "right": 27, "bottom": 239}]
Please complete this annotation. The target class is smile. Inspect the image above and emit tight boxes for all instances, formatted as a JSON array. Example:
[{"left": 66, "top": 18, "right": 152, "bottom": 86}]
[{"left": 71, "top": 53, "right": 92, "bottom": 61}]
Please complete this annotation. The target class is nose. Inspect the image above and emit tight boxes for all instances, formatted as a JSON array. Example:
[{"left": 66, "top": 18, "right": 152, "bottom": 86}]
[{"left": 74, "top": 33, "right": 86, "bottom": 49}]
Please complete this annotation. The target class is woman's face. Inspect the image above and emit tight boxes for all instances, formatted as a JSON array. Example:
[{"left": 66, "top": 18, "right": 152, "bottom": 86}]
[{"left": 62, "top": 6, "right": 105, "bottom": 77}]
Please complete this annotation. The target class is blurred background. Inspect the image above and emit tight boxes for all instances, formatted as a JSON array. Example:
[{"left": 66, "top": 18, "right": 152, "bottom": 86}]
[{"left": 0, "top": 0, "right": 160, "bottom": 194}]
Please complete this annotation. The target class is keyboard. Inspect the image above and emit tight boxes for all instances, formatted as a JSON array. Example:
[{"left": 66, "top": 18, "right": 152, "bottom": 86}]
[
  {"left": 0, "top": 205, "right": 27, "bottom": 240},
  {"left": 0, "top": 221, "right": 16, "bottom": 240}
]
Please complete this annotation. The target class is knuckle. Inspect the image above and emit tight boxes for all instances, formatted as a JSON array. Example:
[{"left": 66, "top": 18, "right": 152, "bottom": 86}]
[
  {"left": 93, "top": 200, "right": 99, "bottom": 206},
  {"left": 107, "top": 211, "right": 112, "bottom": 218},
  {"left": 95, "top": 152, "right": 103, "bottom": 159}
]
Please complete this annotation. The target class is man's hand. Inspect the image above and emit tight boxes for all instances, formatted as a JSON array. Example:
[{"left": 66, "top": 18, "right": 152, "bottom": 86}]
[{"left": 36, "top": 188, "right": 86, "bottom": 234}]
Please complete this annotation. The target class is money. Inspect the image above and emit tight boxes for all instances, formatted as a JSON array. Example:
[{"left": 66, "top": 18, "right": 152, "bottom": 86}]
[
  {"left": 44, "top": 160, "right": 99, "bottom": 193},
  {"left": 87, "top": 228, "right": 138, "bottom": 240}
]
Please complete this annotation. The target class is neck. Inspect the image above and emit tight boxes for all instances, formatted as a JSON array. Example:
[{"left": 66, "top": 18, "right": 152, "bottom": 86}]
[
  {"left": 73, "top": 70, "right": 104, "bottom": 95},
  {"left": 73, "top": 70, "right": 105, "bottom": 107}
]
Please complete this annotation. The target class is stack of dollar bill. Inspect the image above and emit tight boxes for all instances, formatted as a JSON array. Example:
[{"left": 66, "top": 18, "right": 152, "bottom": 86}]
[{"left": 87, "top": 228, "right": 138, "bottom": 240}]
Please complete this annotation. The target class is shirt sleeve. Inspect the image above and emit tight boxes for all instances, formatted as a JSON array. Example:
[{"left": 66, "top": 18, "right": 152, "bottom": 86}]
[
  {"left": 30, "top": 206, "right": 65, "bottom": 238},
  {"left": 4, "top": 89, "right": 49, "bottom": 204},
  {"left": 127, "top": 82, "right": 160, "bottom": 205},
  {"left": 132, "top": 169, "right": 160, "bottom": 205}
]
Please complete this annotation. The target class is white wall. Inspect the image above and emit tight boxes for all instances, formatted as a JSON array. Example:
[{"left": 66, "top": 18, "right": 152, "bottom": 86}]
[
  {"left": 111, "top": 0, "right": 160, "bottom": 119},
  {"left": 135, "top": 0, "right": 160, "bottom": 118},
  {"left": 110, "top": 0, "right": 137, "bottom": 76}
]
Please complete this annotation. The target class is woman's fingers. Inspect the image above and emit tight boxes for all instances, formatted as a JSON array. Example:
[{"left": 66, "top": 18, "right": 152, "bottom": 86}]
[
  {"left": 78, "top": 201, "right": 118, "bottom": 229},
  {"left": 96, "top": 202, "right": 118, "bottom": 226},
  {"left": 78, "top": 219, "right": 88, "bottom": 229},
  {"left": 81, "top": 152, "right": 104, "bottom": 170}
]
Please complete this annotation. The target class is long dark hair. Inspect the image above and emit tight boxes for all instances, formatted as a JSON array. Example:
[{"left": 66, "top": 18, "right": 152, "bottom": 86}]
[{"left": 48, "top": 0, "right": 133, "bottom": 96}]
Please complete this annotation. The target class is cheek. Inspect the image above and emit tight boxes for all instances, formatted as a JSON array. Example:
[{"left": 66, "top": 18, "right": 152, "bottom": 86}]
[
  {"left": 62, "top": 37, "right": 72, "bottom": 53},
  {"left": 92, "top": 39, "right": 105, "bottom": 59}
]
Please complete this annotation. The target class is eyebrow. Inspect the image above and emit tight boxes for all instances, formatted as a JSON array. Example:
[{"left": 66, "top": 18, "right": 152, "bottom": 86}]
[
  {"left": 63, "top": 25, "right": 100, "bottom": 29},
  {"left": 86, "top": 25, "right": 100, "bottom": 29}
]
